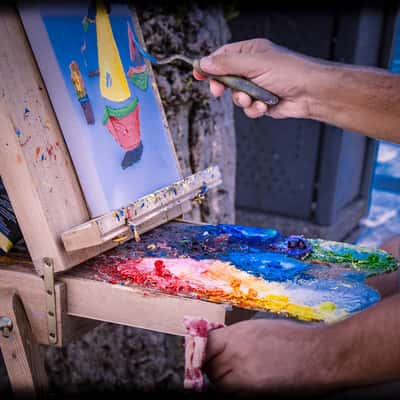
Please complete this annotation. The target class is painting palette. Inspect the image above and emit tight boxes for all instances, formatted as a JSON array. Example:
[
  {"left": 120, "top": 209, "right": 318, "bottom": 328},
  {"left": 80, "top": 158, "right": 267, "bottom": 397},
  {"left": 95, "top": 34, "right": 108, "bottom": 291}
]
[{"left": 76, "top": 222, "right": 398, "bottom": 323}]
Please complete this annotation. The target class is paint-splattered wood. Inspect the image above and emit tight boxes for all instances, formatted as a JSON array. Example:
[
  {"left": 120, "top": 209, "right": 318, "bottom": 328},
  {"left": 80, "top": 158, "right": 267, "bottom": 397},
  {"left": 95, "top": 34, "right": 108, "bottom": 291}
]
[
  {"left": 61, "top": 166, "right": 221, "bottom": 252},
  {"left": 0, "top": 263, "right": 98, "bottom": 346},
  {"left": 59, "top": 271, "right": 228, "bottom": 336},
  {"left": 0, "top": 9, "right": 117, "bottom": 274}
]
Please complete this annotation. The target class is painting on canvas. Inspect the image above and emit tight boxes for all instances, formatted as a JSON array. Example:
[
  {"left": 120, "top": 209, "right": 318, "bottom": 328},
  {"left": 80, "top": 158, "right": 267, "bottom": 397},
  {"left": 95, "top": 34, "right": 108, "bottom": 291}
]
[{"left": 19, "top": 2, "right": 181, "bottom": 217}]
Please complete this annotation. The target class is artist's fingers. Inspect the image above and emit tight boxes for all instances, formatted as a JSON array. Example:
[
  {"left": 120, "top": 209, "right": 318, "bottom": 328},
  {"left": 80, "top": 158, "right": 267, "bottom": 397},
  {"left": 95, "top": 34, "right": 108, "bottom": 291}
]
[
  {"left": 200, "top": 53, "right": 262, "bottom": 77},
  {"left": 212, "top": 370, "right": 243, "bottom": 393},
  {"left": 204, "top": 334, "right": 233, "bottom": 385},
  {"left": 193, "top": 69, "right": 207, "bottom": 80},
  {"left": 210, "top": 79, "right": 226, "bottom": 97},
  {"left": 205, "top": 360, "right": 233, "bottom": 385},
  {"left": 243, "top": 100, "right": 268, "bottom": 118},
  {"left": 205, "top": 328, "right": 228, "bottom": 363},
  {"left": 232, "top": 91, "right": 252, "bottom": 108},
  {"left": 205, "top": 353, "right": 240, "bottom": 392},
  {"left": 209, "top": 39, "right": 270, "bottom": 57}
]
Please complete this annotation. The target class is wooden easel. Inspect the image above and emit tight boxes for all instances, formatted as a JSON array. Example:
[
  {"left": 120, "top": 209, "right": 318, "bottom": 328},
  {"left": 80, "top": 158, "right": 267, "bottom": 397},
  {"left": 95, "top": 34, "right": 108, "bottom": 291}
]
[
  {"left": 0, "top": 7, "right": 253, "bottom": 398},
  {"left": 0, "top": 289, "right": 48, "bottom": 397}
]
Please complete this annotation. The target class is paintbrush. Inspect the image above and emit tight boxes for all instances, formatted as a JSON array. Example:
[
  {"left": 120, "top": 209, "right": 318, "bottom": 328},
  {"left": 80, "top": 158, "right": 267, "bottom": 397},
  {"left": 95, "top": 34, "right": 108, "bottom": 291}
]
[{"left": 154, "top": 54, "right": 280, "bottom": 106}]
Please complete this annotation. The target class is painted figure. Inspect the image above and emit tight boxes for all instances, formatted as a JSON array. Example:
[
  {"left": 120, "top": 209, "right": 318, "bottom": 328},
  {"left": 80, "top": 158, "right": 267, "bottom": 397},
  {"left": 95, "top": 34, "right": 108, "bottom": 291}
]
[
  {"left": 76, "top": 0, "right": 144, "bottom": 168},
  {"left": 127, "top": 22, "right": 149, "bottom": 91},
  {"left": 102, "top": 97, "right": 143, "bottom": 168},
  {"left": 94, "top": 1, "right": 143, "bottom": 168},
  {"left": 69, "top": 60, "right": 95, "bottom": 124}
]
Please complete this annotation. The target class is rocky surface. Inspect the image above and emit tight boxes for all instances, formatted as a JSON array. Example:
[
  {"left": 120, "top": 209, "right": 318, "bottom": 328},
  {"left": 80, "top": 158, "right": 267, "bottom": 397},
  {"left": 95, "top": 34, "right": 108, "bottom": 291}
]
[{"left": 43, "top": 324, "right": 186, "bottom": 395}]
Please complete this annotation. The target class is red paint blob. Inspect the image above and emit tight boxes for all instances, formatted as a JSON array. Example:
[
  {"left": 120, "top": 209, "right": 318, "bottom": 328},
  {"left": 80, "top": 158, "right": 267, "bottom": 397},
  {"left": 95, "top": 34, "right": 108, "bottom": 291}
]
[
  {"left": 94, "top": 258, "right": 206, "bottom": 296},
  {"left": 154, "top": 259, "right": 164, "bottom": 275}
]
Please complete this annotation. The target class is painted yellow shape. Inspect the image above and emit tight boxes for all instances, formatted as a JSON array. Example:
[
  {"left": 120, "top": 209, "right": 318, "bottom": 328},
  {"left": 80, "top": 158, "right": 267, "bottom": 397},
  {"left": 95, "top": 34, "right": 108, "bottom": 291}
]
[
  {"left": 286, "top": 303, "right": 318, "bottom": 321},
  {"left": 69, "top": 61, "right": 86, "bottom": 98},
  {"left": 318, "top": 301, "right": 336, "bottom": 312},
  {"left": 96, "top": 1, "right": 131, "bottom": 102},
  {"left": 263, "top": 294, "right": 289, "bottom": 311},
  {"left": 316, "top": 302, "right": 347, "bottom": 323}
]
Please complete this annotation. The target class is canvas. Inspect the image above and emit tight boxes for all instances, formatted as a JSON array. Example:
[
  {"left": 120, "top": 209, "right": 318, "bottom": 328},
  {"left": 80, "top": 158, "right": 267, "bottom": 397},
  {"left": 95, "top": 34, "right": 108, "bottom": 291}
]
[{"left": 19, "top": 2, "right": 181, "bottom": 217}]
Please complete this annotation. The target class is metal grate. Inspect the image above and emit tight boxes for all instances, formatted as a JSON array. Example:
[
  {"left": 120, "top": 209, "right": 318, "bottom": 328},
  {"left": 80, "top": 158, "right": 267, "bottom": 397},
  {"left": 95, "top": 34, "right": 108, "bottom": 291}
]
[{"left": 235, "top": 115, "right": 320, "bottom": 219}]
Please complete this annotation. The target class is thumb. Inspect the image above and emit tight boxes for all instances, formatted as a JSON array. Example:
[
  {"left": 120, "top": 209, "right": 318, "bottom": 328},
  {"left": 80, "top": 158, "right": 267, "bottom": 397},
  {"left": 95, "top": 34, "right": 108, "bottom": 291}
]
[{"left": 200, "top": 53, "right": 262, "bottom": 77}]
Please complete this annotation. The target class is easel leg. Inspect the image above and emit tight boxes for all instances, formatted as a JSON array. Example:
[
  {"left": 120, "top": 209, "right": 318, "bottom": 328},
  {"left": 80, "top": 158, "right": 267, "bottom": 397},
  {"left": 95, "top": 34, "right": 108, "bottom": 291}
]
[{"left": 0, "top": 289, "right": 48, "bottom": 398}]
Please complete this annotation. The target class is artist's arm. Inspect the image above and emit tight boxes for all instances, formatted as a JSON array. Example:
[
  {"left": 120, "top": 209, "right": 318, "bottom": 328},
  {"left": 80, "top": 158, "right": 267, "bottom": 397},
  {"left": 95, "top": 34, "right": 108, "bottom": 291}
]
[
  {"left": 193, "top": 39, "right": 400, "bottom": 143},
  {"left": 205, "top": 293, "right": 400, "bottom": 394},
  {"left": 367, "top": 270, "right": 399, "bottom": 298}
]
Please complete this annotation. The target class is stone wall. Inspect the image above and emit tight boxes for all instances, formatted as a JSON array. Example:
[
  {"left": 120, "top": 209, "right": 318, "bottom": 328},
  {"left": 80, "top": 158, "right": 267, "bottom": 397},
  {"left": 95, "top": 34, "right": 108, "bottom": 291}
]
[{"left": 139, "top": 4, "right": 236, "bottom": 224}]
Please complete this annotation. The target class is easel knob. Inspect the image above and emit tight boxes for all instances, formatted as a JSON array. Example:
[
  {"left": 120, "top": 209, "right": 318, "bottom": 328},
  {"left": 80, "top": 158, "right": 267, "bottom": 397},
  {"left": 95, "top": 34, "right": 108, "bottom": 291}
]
[{"left": 0, "top": 316, "right": 13, "bottom": 338}]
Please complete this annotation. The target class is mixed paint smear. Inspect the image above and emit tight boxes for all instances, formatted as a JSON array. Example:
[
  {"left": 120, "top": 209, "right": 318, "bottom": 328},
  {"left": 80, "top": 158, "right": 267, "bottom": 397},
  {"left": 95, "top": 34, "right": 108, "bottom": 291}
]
[
  {"left": 307, "top": 239, "right": 398, "bottom": 276},
  {"left": 81, "top": 222, "right": 398, "bottom": 323}
]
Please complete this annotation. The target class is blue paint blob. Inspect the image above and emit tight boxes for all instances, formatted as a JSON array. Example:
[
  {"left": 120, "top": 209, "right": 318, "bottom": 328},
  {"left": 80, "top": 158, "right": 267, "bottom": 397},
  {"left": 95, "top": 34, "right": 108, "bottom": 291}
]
[
  {"left": 222, "top": 252, "right": 310, "bottom": 281},
  {"left": 195, "top": 224, "right": 312, "bottom": 258},
  {"left": 217, "top": 224, "right": 281, "bottom": 244}
]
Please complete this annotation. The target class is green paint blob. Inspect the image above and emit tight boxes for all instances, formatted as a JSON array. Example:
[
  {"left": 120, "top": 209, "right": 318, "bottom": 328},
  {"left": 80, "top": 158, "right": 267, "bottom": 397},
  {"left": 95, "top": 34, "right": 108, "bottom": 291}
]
[
  {"left": 129, "top": 71, "right": 149, "bottom": 91},
  {"left": 102, "top": 96, "right": 139, "bottom": 125},
  {"left": 306, "top": 239, "right": 399, "bottom": 277}
]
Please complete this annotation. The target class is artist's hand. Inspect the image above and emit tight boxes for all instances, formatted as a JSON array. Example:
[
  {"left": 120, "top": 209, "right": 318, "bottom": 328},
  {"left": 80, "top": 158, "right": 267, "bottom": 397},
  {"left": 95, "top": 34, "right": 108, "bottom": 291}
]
[
  {"left": 193, "top": 38, "right": 324, "bottom": 119},
  {"left": 205, "top": 318, "right": 334, "bottom": 394}
]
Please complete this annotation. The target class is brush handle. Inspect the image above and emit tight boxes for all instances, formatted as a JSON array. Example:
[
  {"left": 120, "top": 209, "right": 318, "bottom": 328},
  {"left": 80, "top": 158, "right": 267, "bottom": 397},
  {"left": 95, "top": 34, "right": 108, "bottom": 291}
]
[{"left": 193, "top": 59, "right": 279, "bottom": 106}]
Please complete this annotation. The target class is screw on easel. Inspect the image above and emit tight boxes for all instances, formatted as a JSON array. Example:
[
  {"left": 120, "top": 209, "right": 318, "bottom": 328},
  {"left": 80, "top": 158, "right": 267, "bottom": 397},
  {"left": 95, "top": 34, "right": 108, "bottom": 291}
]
[{"left": 0, "top": 316, "right": 13, "bottom": 338}]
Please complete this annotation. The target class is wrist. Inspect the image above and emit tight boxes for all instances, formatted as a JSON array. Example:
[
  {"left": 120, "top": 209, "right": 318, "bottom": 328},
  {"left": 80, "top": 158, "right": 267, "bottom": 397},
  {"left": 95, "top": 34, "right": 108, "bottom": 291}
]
[
  {"left": 291, "top": 323, "right": 350, "bottom": 391},
  {"left": 303, "top": 60, "right": 342, "bottom": 122},
  {"left": 318, "top": 320, "right": 361, "bottom": 389}
]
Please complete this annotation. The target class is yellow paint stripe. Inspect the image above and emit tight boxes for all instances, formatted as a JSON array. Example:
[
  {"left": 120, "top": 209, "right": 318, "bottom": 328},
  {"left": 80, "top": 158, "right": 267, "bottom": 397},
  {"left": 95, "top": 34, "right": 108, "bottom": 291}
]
[{"left": 96, "top": 1, "right": 131, "bottom": 102}]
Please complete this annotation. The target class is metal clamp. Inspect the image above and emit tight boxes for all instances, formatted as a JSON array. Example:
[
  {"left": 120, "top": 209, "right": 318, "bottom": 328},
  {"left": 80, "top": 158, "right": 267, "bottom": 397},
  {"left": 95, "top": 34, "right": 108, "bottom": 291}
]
[
  {"left": 0, "top": 316, "right": 13, "bottom": 338},
  {"left": 43, "top": 257, "right": 58, "bottom": 345}
]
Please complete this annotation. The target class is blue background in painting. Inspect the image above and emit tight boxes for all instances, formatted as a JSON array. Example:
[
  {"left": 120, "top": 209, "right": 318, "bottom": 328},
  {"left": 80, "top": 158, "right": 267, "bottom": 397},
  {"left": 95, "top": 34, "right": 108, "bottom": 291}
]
[{"left": 41, "top": 6, "right": 180, "bottom": 215}]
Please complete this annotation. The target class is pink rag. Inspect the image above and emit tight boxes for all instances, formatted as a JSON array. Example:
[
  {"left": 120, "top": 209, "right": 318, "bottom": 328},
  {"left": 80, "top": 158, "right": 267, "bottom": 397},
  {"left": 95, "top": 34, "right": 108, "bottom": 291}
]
[{"left": 183, "top": 316, "right": 224, "bottom": 391}]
